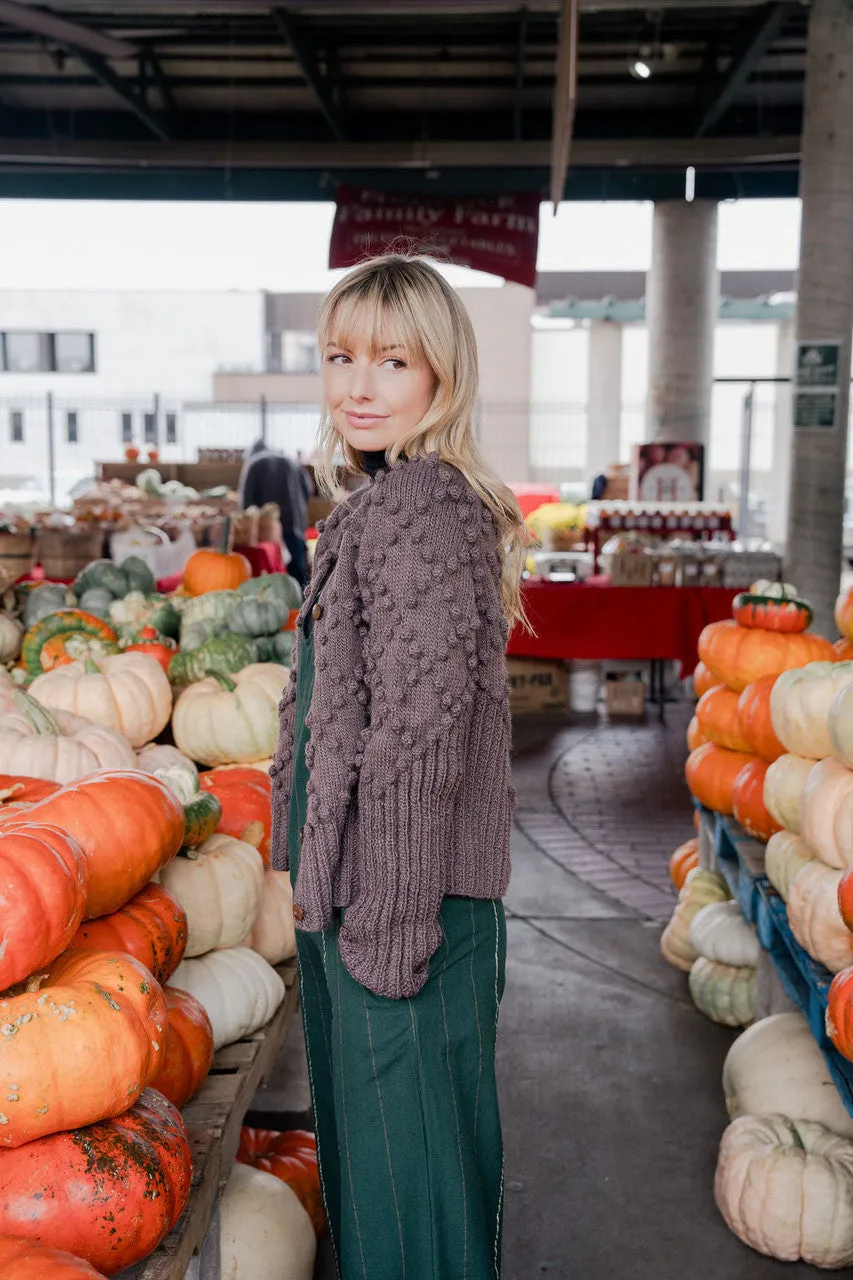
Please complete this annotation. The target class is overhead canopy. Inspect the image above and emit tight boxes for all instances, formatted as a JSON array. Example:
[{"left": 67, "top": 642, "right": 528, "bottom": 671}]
[{"left": 0, "top": 0, "right": 805, "bottom": 201}]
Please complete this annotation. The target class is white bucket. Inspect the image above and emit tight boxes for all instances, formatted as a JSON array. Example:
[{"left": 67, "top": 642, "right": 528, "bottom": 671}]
[{"left": 569, "top": 661, "right": 601, "bottom": 713}]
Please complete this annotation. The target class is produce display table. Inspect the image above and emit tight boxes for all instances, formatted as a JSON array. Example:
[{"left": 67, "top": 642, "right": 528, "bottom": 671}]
[
  {"left": 508, "top": 578, "right": 738, "bottom": 676},
  {"left": 16, "top": 543, "right": 288, "bottom": 597},
  {"left": 118, "top": 961, "right": 299, "bottom": 1280}
]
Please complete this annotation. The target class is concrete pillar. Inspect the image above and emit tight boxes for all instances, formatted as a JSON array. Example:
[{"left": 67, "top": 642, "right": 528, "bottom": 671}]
[
  {"left": 785, "top": 0, "right": 853, "bottom": 635},
  {"left": 586, "top": 321, "right": 623, "bottom": 482},
  {"left": 769, "top": 320, "right": 795, "bottom": 550},
  {"left": 646, "top": 200, "right": 720, "bottom": 445}
]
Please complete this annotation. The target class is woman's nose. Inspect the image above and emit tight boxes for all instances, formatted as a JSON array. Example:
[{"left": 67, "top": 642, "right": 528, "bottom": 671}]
[{"left": 349, "top": 361, "right": 375, "bottom": 400}]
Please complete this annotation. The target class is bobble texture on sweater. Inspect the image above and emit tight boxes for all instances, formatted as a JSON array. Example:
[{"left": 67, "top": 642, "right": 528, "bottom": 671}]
[{"left": 269, "top": 452, "right": 514, "bottom": 998}]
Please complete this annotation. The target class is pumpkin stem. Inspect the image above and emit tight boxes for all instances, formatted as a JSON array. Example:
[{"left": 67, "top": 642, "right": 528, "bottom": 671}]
[
  {"left": 212, "top": 673, "right": 237, "bottom": 692},
  {"left": 83, "top": 658, "right": 101, "bottom": 675},
  {"left": 789, "top": 1121, "right": 806, "bottom": 1151},
  {"left": 12, "top": 690, "right": 60, "bottom": 737},
  {"left": 221, "top": 516, "right": 231, "bottom": 556}
]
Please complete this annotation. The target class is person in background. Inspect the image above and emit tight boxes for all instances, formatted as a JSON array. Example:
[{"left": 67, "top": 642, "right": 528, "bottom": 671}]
[{"left": 238, "top": 438, "right": 309, "bottom": 588}]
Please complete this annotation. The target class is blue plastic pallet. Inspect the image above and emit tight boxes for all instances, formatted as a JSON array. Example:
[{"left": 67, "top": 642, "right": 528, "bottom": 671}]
[
  {"left": 755, "top": 878, "right": 853, "bottom": 1118},
  {"left": 710, "top": 811, "right": 765, "bottom": 925}
]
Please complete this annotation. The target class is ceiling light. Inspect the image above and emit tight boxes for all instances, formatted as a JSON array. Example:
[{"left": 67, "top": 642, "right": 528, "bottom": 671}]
[{"left": 630, "top": 58, "right": 653, "bottom": 80}]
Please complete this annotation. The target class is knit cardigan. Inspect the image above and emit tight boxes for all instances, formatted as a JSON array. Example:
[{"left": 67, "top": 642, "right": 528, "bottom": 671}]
[{"left": 269, "top": 451, "right": 515, "bottom": 999}]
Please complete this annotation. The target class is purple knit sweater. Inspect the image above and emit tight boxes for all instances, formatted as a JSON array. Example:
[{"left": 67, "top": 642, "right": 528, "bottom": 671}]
[{"left": 269, "top": 452, "right": 514, "bottom": 999}]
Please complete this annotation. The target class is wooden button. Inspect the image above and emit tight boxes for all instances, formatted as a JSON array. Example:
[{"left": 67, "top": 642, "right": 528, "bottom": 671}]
[
  {"left": 293, "top": 904, "right": 304, "bottom": 922},
  {"left": 312, "top": 602, "right": 324, "bottom": 621}
]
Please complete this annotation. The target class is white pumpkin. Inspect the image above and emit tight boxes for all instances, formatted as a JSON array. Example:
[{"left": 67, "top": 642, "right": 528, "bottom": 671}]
[
  {"left": 170, "top": 946, "right": 284, "bottom": 1049},
  {"left": 763, "top": 753, "right": 815, "bottom": 834},
  {"left": 0, "top": 612, "right": 23, "bottom": 663},
  {"left": 136, "top": 742, "right": 199, "bottom": 804},
  {"left": 221, "top": 1162, "right": 316, "bottom": 1280},
  {"left": 799, "top": 757, "right": 853, "bottom": 869},
  {"left": 29, "top": 652, "right": 172, "bottom": 748},
  {"left": 830, "top": 681, "right": 853, "bottom": 769},
  {"left": 787, "top": 860, "right": 853, "bottom": 974},
  {"left": 159, "top": 834, "right": 264, "bottom": 957},
  {"left": 660, "top": 868, "right": 730, "bottom": 972},
  {"left": 172, "top": 663, "right": 287, "bottom": 766},
  {"left": 723, "top": 1012, "right": 853, "bottom": 1138},
  {"left": 715, "top": 1115, "right": 853, "bottom": 1268},
  {"left": 688, "top": 900, "right": 759, "bottom": 967},
  {"left": 688, "top": 957, "right": 755, "bottom": 1026},
  {"left": 764, "top": 830, "right": 814, "bottom": 901},
  {"left": 0, "top": 692, "right": 136, "bottom": 783},
  {"left": 770, "top": 661, "right": 853, "bottom": 760},
  {"left": 245, "top": 869, "right": 297, "bottom": 965}
]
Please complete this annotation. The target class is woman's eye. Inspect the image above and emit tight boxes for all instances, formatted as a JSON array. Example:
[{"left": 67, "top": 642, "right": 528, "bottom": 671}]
[
  {"left": 327, "top": 353, "right": 349, "bottom": 364},
  {"left": 383, "top": 358, "right": 406, "bottom": 370}
]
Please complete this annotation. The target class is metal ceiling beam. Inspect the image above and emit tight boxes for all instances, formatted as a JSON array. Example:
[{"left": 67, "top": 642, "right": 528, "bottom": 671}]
[
  {"left": 271, "top": 7, "right": 348, "bottom": 141},
  {"left": 550, "top": 0, "right": 580, "bottom": 206},
  {"left": 696, "top": 1, "right": 796, "bottom": 137},
  {"left": 0, "top": 0, "right": 138, "bottom": 59},
  {"left": 70, "top": 48, "right": 173, "bottom": 140},
  {"left": 145, "top": 51, "right": 178, "bottom": 120},
  {"left": 514, "top": 5, "right": 528, "bottom": 140}
]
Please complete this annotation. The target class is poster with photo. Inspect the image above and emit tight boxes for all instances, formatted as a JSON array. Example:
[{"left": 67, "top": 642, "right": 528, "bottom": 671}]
[{"left": 630, "top": 443, "right": 705, "bottom": 502}]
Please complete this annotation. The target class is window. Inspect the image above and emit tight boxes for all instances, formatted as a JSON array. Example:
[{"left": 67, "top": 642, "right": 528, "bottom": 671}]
[
  {"left": 55, "top": 332, "right": 95, "bottom": 374},
  {"left": 3, "top": 333, "right": 50, "bottom": 373},
  {"left": 9, "top": 410, "right": 24, "bottom": 443},
  {"left": 165, "top": 412, "right": 177, "bottom": 445},
  {"left": 66, "top": 411, "right": 79, "bottom": 444},
  {"left": 281, "top": 331, "right": 321, "bottom": 375},
  {"left": 120, "top": 412, "right": 133, "bottom": 443},
  {"left": 143, "top": 413, "right": 158, "bottom": 445}
]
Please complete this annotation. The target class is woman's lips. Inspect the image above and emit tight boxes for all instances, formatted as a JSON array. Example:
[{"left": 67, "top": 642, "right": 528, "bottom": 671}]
[{"left": 344, "top": 412, "right": 389, "bottom": 428}]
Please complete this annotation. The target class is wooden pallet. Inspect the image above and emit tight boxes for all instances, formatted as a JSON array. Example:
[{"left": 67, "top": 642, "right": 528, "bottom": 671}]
[{"left": 118, "top": 961, "right": 300, "bottom": 1280}]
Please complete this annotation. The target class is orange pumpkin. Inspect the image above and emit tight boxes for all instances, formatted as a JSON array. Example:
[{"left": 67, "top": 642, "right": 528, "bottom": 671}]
[
  {"left": 737, "top": 676, "right": 786, "bottom": 763},
  {"left": 837, "top": 865, "right": 853, "bottom": 932},
  {"left": 687, "top": 716, "right": 709, "bottom": 752},
  {"left": 698, "top": 620, "right": 836, "bottom": 693},
  {"left": 835, "top": 638, "right": 853, "bottom": 662},
  {"left": 0, "top": 775, "right": 61, "bottom": 805},
  {"left": 695, "top": 685, "right": 752, "bottom": 753},
  {"left": 199, "top": 767, "right": 272, "bottom": 865},
  {"left": 237, "top": 1128, "right": 326, "bottom": 1236},
  {"left": 685, "top": 743, "right": 756, "bottom": 815},
  {"left": 70, "top": 882, "right": 188, "bottom": 985},
  {"left": 0, "top": 1235, "right": 107, "bottom": 1278},
  {"left": 150, "top": 986, "right": 214, "bottom": 1109},
  {"left": 669, "top": 837, "right": 700, "bottom": 890},
  {"left": 693, "top": 661, "right": 717, "bottom": 697},
  {"left": 827, "top": 966, "right": 853, "bottom": 1062},
  {"left": 732, "top": 757, "right": 782, "bottom": 842},
  {"left": 182, "top": 520, "right": 251, "bottom": 597}
]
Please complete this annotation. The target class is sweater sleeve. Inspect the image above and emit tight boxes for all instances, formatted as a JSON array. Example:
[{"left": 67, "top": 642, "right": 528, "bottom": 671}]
[
  {"left": 269, "top": 656, "right": 298, "bottom": 872},
  {"left": 337, "top": 491, "right": 479, "bottom": 999}
]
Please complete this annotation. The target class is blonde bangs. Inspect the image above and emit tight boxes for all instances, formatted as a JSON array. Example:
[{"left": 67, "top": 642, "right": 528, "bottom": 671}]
[{"left": 318, "top": 279, "right": 428, "bottom": 370}]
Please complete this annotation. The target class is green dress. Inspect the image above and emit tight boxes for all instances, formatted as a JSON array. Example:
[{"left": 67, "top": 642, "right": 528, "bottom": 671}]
[{"left": 288, "top": 572, "right": 507, "bottom": 1280}]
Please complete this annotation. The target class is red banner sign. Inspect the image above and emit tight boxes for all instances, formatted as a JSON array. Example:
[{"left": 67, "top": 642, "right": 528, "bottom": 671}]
[{"left": 329, "top": 186, "right": 540, "bottom": 289}]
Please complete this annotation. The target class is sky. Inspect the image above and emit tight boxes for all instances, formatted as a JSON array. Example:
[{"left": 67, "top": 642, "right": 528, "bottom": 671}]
[{"left": 0, "top": 197, "right": 804, "bottom": 292}]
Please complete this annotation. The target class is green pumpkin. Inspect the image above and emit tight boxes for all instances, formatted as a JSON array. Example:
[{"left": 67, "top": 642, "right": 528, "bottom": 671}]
[
  {"left": 179, "top": 590, "right": 239, "bottom": 633},
  {"left": 254, "top": 631, "right": 294, "bottom": 666},
  {"left": 22, "top": 583, "right": 72, "bottom": 628},
  {"left": 77, "top": 587, "right": 114, "bottom": 620},
  {"left": 73, "top": 559, "right": 130, "bottom": 600},
  {"left": 109, "top": 591, "right": 180, "bottom": 639},
  {"left": 21, "top": 609, "right": 119, "bottom": 676},
  {"left": 120, "top": 555, "right": 156, "bottom": 596},
  {"left": 168, "top": 632, "right": 258, "bottom": 686},
  {"left": 183, "top": 791, "right": 222, "bottom": 849},
  {"left": 229, "top": 595, "right": 289, "bottom": 638},
  {"left": 237, "top": 572, "right": 302, "bottom": 612}
]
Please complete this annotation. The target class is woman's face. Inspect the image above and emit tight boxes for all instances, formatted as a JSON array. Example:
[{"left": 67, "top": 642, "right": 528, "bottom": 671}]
[{"left": 322, "top": 330, "right": 436, "bottom": 454}]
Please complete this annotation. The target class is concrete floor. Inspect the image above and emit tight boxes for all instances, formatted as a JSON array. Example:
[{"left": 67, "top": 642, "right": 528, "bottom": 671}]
[{"left": 253, "top": 700, "right": 824, "bottom": 1279}]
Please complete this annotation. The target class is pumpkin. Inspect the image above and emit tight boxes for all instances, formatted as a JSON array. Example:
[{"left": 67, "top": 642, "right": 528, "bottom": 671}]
[
  {"left": 237, "top": 572, "right": 302, "bottom": 611},
  {"left": 108, "top": 591, "right": 180, "bottom": 640},
  {"left": 21, "top": 610, "right": 119, "bottom": 676},
  {"left": 723, "top": 1012, "right": 853, "bottom": 1138},
  {"left": 737, "top": 676, "right": 785, "bottom": 762},
  {"left": 715, "top": 1115, "right": 853, "bottom": 1268},
  {"left": 787, "top": 860, "right": 853, "bottom": 973},
  {"left": 227, "top": 592, "right": 289, "bottom": 640},
  {"left": 245, "top": 869, "right": 296, "bottom": 964},
  {"left": 73, "top": 556, "right": 155, "bottom": 602},
  {"left": 237, "top": 1128, "right": 326, "bottom": 1236},
  {"left": 0, "top": 949, "right": 166, "bottom": 1147},
  {"left": 829, "top": 682, "right": 853, "bottom": 769},
  {"left": 770, "top": 661, "right": 853, "bottom": 759},
  {"left": 684, "top": 743, "right": 755, "bottom": 815},
  {"left": 158, "top": 833, "right": 264, "bottom": 957},
  {"left": 170, "top": 946, "right": 284, "bottom": 1049},
  {"left": 698, "top": 619, "right": 835, "bottom": 693},
  {"left": 837, "top": 864, "right": 853, "bottom": 932},
  {"left": 693, "top": 661, "right": 716, "bottom": 698},
  {"left": 763, "top": 753, "right": 815, "bottom": 834},
  {"left": 836, "top": 586, "right": 853, "bottom": 643},
  {"left": 688, "top": 900, "right": 759, "bottom": 967},
  {"left": 0, "top": 774, "right": 60, "bottom": 805},
  {"left": 220, "top": 1163, "right": 316, "bottom": 1280},
  {"left": 0, "top": 1236, "right": 107, "bottom": 1278},
  {"left": 686, "top": 716, "right": 708, "bottom": 751},
  {"left": 0, "top": 771, "right": 185, "bottom": 919},
  {"left": 836, "top": 638, "right": 853, "bottom": 662},
  {"left": 172, "top": 663, "right": 288, "bottom": 766},
  {"left": 199, "top": 767, "right": 272, "bottom": 864},
  {"left": 660, "top": 868, "right": 729, "bottom": 971},
  {"left": 765, "top": 830, "right": 814, "bottom": 901},
  {"left": 29, "top": 653, "right": 172, "bottom": 749},
  {"left": 827, "top": 967, "right": 853, "bottom": 1062},
  {"left": 168, "top": 633, "right": 259, "bottom": 686},
  {"left": 688, "top": 958, "right": 755, "bottom": 1026},
  {"left": 70, "top": 882, "right": 187, "bottom": 985},
  {"left": 182, "top": 521, "right": 251, "bottom": 597},
  {"left": 800, "top": 757, "right": 853, "bottom": 869},
  {"left": 695, "top": 685, "right": 752, "bottom": 753},
  {"left": 0, "top": 821, "right": 91, "bottom": 988},
  {"left": 136, "top": 743, "right": 199, "bottom": 804},
  {"left": 0, "top": 693, "right": 136, "bottom": 784},
  {"left": 253, "top": 630, "right": 296, "bottom": 667},
  {"left": 0, "top": 613, "right": 24, "bottom": 663},
  {"left": 0, "top": 1089, "right": 191, "bottom": 1275},
  {"left": 121, "top": 626, "right": 177, "bottom": 673},
  {"left": 178, "top": 589, "right": 237, "bottom": 637},
  {"left": 732, "top": 757, "right": 781, "bottom": 842},
  {"left": 21, "top": 583, "right": 72, "bottom": 628},
  {"left": 732, "top": 583, "right": 813, "bottom": 633},
  {"left": 668, "top": 837, "right": 699, "bottom": 891},
  {"left": 76, "top": 588, "right": 115, "bottom": 621},
  {"left": 149, "top": 986, "right": 214, "bottom": 1109}
]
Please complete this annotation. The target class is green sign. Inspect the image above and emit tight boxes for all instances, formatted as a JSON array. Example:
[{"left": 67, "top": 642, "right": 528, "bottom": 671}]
[
  {"left": 793, "top": 391, "right": 838, "bottom": 430},
  {"left": 794, "top": 340, "right": 841, "bottom": 429}
]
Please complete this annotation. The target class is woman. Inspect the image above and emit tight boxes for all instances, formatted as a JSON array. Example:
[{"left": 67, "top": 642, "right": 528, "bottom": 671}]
[{"left": 270, "top": 253, "right": 526, "bottom": 1279}]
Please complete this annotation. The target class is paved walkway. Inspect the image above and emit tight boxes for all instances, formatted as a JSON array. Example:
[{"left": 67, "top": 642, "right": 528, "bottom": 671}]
[{"left": 255, "top": 697, "right": 825, "bottom": 1278}]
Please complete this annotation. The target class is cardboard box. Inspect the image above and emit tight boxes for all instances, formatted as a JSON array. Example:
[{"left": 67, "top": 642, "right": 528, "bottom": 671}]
[
  {"left": 605, "top": 675, "right": 646, "bottom": 719},
  {"left": 609, "top": 552, "right": 654, "bottom": 587},
  {"left": 507, "top": 657, "right": 569, "bottom": 715}
]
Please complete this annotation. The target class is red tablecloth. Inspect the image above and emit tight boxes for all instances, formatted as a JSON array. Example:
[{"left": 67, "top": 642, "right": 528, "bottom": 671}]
[{"left": 508, "top": 578, "right": 738, "bottom": 675}]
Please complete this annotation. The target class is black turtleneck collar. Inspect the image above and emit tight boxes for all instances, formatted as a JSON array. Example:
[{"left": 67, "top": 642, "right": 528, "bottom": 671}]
[{"left": 361, "top": 449, "right": 389, "bottom": 478}]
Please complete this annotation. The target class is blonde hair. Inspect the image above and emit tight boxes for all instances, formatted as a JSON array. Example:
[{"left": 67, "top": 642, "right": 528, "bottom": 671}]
[{"left": 313, "top": 253, "right": 529, "bottom": 629}]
